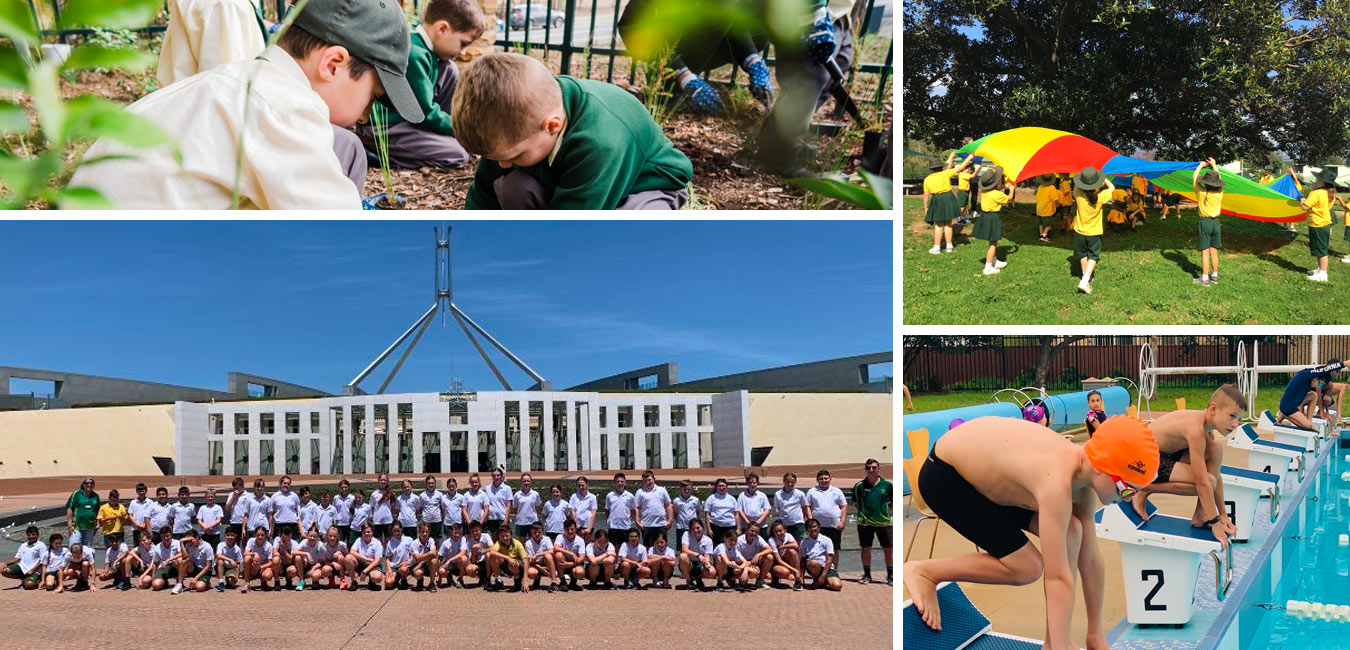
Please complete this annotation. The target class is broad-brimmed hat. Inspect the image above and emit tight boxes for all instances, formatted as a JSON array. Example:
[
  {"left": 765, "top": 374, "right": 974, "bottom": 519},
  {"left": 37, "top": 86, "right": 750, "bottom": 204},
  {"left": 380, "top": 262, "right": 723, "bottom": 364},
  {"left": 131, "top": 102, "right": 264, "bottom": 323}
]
[
  {"left": 929, "top": 161, "right": 946, "bottom": 171},
  {"left": 1036, "top": 174, "right": 1057, "bottom": 185},
  {"left": 1263, "top": 165, "right": 1275, "bottom": 172},
  {"left": 978, "top": 167, "right": 1005, "bottom": 190},
  {"left": 1314, "top": 167, "right": 1338, "bottom": 185},
  {"left": 1200, "top": 169, "right": 1225, "bottom": 190},
  {"left": 1073, "top": 166, "right": 1107, "bottom": 191}
]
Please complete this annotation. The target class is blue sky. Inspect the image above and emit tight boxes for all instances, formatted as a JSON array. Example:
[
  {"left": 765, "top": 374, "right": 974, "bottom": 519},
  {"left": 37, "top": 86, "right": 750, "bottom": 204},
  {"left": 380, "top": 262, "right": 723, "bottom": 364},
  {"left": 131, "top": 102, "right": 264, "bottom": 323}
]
[{"left": 0, "top": 221, "right": 893, "bottom": 395}]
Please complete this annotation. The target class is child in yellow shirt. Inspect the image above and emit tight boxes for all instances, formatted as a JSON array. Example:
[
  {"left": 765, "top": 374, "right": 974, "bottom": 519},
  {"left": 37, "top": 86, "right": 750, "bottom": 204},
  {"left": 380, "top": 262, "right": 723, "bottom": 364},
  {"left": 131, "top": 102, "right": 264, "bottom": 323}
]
[
  {"left": 1071, "top": 167, "right": 1114, "bottom": 294},
  {"left": 922, "top": 153, "right": 974, "bottom": 255},
  {"left": 1302, "top": 168, "right": 1338, "bottom": 282},
  {"left": 97, "top": 490, "right": 129, "bottom": 546},
  {"left": 1125, "top": 188, "right": 1146, "bottom": 229},
  {"left": 1034, "top": 174, "right": 1059, "bottom": 242},
  {"left": 972, "top": 166, "right": 1014, "bottom": 275},
  {"left": 1191, "top": 158, "right": 1225, "bottom": 286},
  {"left": 1057, "top": 174, "right": 1075, "bottom": 235},
  {"left": 1106, "top": 204, "right": 1128, "bottom": 232}
]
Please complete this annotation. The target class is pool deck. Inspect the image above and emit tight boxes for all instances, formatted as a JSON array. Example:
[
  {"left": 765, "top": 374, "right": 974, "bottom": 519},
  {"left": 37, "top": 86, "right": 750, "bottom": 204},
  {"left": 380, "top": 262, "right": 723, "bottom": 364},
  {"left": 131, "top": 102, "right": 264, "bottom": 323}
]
[{"left": 903, "top": 441, "right": 1308, "bottom": 648}]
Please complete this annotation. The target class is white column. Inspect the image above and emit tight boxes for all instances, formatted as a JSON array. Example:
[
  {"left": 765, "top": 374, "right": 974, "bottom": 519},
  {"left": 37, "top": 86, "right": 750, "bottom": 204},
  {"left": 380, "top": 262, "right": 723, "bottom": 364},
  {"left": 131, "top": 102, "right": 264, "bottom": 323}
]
[
  {"left": 439, "top": 431, "right": 450, "bottom": 475},
  {"left": 222, "top": 410, "right": 236, "bottom": 474},
  {"left": 542, "top": 400, "right": 556, "bottom": 472},
  {"left": 518, "top": 400, "right": 532, "bottom": 472},
  {"left": 607, "top": 430, "right": 620, "bottom": 471},
  {"left": 495, "top": 424, "right": 507, "bottom": 471},
  {"left": 686, "top": 400, "right": 700, "bottom": 468},
  {"left": 341, "top": 404, "right": 353, "bottom": 475},
  {"left": 248, "top": 411, "right": 262, "bottom": 475},
  {"left": 273, "top": 411, "right": 286, "bottom": 474},
  {"left": 412, "top": 423, "right": 424, "bottom": 474},
  {"left": 318, "top": 408, "right": 332, "bottom": 475},
  {"left": 633, "top": 403, "right": 648, "bottom": 470},
  {"left": 587, "top": 403, "right": 602, "bottom": 470},
  {"left": 467, "top": 428, "right": 480, "bottom": 473},
  {"left": 387, "top": 402, "right": 400, "bottom": 475},
  {"left": 364, "top": 401, "right": 376, "bottom": 476},
  {"left": 658, "top": 402, "right": 673, "bottom": 469}
]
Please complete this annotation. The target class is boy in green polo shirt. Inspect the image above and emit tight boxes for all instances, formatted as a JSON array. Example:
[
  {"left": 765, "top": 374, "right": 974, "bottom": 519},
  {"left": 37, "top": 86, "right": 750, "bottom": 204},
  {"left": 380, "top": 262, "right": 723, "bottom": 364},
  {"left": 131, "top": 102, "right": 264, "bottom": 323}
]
[
  {"left": 852, "top": 459, "right": 892, "bottom": 585},
  {"left": 1192, "top": 158, "right": 1224, "bottom": 286},
  {"left": 451, "top": 52, "right": 694, "bottom": 209},
  {"left": 358, "top": 0, "right": 483, "bottom": 170}
]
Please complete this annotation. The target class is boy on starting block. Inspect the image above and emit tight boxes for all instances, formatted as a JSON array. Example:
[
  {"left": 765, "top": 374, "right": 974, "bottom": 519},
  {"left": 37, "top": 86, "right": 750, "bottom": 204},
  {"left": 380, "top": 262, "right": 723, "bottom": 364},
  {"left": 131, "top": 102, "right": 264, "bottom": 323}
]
[
  {"left": 451, "top": 53, "right": 694, "bottom": 209},
  {"left": 1277, "top": 360, "right": 1346, "bottom": 430},
  {"left": 903, "top": 416, "right": 1159, "bottom": 650},
  {"left": 1126, "top": 384, "right": 1245, "bottom": 547},
  {"left": 69, "top": 0, "right": 425, "bottom": 209}
]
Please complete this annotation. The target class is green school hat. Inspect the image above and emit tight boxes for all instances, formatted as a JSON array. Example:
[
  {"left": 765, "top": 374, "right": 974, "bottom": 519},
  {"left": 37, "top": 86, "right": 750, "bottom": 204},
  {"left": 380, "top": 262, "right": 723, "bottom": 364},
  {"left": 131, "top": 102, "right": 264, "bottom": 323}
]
[
  {"left": 1073, "top": 166, "right": 1107, "bottom": 191},
  {"left": 1036, "top": 174, "right": 1056, "bottom": 185},
  {"left": 1200, "top": 169, "right": 1225, "bottom": 190},
  {"left": 1314, "top": 167, "right": 1338, "bottom": 185},
  {"left": 978, "top": 166, "right": 1005, "bottom": 190},
  {"left": 290, "top": 0, "right": 425, "bottom": 123}
]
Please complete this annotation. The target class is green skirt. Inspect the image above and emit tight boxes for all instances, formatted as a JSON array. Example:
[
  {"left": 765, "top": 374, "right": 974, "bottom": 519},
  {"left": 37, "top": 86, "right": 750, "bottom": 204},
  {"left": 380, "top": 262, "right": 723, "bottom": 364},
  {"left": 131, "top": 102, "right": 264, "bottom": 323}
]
[
  {"left": 971, "top": 212, "right": 1003, "bottom": 242},
  {"left": 925, "top": 191, "right": 959, "bottom": 224},
  {"left": 955, "top": 189, "right": 970, "bottom": 209}
]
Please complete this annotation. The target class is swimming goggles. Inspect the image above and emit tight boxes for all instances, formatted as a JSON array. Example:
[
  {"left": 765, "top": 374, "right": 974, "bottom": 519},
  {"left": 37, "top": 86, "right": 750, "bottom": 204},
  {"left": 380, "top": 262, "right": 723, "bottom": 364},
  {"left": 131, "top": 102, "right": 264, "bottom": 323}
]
[{"left": 1111, "top": 476, "right": 1138, "bottom": 500}]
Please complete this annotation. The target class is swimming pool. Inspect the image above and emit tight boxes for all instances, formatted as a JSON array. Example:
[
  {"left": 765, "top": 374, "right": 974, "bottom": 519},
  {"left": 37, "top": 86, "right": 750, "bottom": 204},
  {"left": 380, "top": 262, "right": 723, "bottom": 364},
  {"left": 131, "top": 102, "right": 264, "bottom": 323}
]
[{"left": 1107, "top": 434, "right": 1346, "bottom": 650}]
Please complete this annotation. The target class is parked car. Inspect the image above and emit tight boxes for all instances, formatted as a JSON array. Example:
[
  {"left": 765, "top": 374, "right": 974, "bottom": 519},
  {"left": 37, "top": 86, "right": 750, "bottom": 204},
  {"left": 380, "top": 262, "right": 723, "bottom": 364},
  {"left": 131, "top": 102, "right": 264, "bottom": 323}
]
[{"left": 507, "top": 4, "right": 566, "bottom": 29}]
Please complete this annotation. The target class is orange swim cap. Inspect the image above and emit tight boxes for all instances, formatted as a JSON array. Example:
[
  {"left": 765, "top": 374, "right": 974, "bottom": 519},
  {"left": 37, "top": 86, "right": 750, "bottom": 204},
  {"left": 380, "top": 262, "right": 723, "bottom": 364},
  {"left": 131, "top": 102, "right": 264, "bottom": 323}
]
[{"left": 1083, "top": 416, "right": 1159, "bottom": 485}]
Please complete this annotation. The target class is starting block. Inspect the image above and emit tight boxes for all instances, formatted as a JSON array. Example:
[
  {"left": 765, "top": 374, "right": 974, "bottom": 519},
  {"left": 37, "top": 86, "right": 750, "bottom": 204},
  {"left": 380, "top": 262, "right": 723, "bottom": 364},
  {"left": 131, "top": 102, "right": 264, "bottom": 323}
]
[
  {"left": 1259, "top": 409, "right": 1328, "bottom": 442},
  {"left": 1095, "top": 501, "right": 1232, "bottom": 625},
  {"left": 902, "top": 581, "right": 1043, "bottom": 649},
  {"left": 1229, "top": 424, "right": 1304, "bottom": 482},
  {"left": 1218, "top": 465, "right": 1280, "bottom": 543}
]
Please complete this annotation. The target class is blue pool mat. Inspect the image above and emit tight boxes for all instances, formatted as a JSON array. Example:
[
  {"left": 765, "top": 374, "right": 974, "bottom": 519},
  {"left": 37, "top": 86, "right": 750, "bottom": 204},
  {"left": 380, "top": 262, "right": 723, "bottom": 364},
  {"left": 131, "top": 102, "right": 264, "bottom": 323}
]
[
  {"left": 1262, "top": 410, "right": 1318, "bottom": 433},
  {"left": 1139, "top": 514, "right": 1222, "bottom": 542},
  {"left": 903, "top": 582, "right": 992, "bottom": 650},
  {"left": 1220, "top": 465, "right": 1280, "bottom": 483},
  {"left": 966, "top": 635, "right": 1043, "bottom": 650}
]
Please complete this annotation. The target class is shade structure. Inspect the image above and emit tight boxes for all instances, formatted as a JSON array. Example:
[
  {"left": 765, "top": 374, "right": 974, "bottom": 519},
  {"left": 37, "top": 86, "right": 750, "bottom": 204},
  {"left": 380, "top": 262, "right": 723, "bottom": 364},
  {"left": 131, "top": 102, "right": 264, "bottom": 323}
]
[{"left": 955, "top": 127, "right": 1306, "bottom": 223}]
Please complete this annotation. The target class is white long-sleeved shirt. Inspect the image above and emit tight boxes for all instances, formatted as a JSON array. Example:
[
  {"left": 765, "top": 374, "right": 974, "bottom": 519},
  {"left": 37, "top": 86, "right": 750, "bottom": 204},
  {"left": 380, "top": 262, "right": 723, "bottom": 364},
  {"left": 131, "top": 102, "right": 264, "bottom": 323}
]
[{"left": 157, "top": 0, "right": 266, "bottom": 87}]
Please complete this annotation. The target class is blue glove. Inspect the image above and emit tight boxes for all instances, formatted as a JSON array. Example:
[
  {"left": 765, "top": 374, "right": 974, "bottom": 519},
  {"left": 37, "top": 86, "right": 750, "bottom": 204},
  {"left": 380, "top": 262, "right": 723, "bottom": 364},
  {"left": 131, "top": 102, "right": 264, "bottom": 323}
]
[
  {"left": 362, "top": 194, "right": 385, "bottom": 210},
  {"left": 683, "top": 76, "right": 725, "bottom": 114},
  {"left": 807, "top": 15, "right": 837, "bottom": 65},
  {"left": 746, "top": 59, "right": 773, "bottom": 101}
]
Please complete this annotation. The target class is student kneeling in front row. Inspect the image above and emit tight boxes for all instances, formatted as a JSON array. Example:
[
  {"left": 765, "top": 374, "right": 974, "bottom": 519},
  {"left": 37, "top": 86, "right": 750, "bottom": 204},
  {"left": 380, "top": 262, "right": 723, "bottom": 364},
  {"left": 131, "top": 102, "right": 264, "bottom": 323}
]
[{"left": 451, "top": 53, "right": 694, "bottom": 209}]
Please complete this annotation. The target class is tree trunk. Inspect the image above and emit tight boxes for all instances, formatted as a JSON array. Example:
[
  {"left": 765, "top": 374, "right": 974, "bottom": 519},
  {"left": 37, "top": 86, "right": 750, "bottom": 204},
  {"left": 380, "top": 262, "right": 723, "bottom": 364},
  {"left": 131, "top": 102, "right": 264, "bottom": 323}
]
[{"left": 1034, "top": 335, "right": 1088, "bottom": 388}]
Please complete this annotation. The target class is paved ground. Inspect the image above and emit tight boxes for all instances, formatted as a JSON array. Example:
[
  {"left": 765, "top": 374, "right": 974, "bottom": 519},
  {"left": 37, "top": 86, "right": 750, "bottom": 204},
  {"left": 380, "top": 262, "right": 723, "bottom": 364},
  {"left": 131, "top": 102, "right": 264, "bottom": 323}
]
[{"left": 0, "top": 575, "right": 894, "bottom": 650}]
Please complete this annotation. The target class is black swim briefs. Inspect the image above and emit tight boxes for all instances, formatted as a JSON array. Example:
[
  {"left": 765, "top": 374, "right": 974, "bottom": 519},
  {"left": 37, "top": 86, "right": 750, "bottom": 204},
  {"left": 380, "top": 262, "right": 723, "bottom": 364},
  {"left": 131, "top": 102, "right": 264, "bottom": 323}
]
[
  {"left": 1155, "top": 448, "right": 1187, "bottom": 483},
  {"left": 918, "top": 447, "right": 1034, "bottom": 559}
]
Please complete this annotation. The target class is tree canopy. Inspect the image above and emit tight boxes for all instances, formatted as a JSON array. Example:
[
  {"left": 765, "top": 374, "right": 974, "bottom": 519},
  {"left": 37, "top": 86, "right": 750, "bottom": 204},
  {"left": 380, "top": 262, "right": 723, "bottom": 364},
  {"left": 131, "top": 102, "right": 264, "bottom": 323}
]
[{"left": 903, "top": 0, "right": 1350, "bottom": 163}]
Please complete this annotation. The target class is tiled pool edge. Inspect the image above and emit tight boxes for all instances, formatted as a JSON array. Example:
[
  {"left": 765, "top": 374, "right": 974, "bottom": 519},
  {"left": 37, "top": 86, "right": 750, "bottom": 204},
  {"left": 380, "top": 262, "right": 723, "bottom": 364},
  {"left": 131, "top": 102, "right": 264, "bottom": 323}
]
[
  {"left": 1100, "top": 443, "right": 1331, "bottom": 650},
  {"left": 1198, "top": 444, "right": 1331, "bottom": 650}
]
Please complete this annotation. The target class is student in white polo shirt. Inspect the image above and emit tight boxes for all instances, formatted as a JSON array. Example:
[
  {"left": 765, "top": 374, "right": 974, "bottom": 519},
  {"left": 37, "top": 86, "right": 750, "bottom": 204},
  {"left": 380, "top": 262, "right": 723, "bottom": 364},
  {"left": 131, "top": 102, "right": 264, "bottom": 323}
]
[
  {"left": 173, "top": 529, "right": 215, "bottom": 594},
  {"left": 437, "top": 523, "right": 472, "bottom": 588},
  {"left": 298, "top": 486, "right": 322, "bottom": 537},
  {"left": 485, "top": 468, "right": 514, "bottom": 535},
  {"left": 441, "top": 477, "right": 464, "bottom": 538},
  {"left": 241, "top": 525, "right": 275, "bottom": 593},
  {"left": 319, "top": 526, "right": 351, "bottom": 590},
  {"left": 512, "top": 473, "right": 543, "bottom": 540},
  {"left": 585, "top": 529, "right": 617, "bottom": 589},
  {"left": 370, "top": 473, "right": 396, "bottom": 542},
  {"left": 805, "top": 469, "right": 848, "bottom": 551},
  {"left": 712, "top": 528, "right": 743, "bottom": 592},
  {"left": 704, "top": 478, "right": 739, "bottom": 545},
  {"left": 383, "top": 522, "right": 417, "bottom": 590},
  {"left": 149, "top": 527, "right": 181, "bottom": 591},
  {"left": 801, "top": 518, "right": 842, "bottom": 591},
  {"left": 551, "top": 519, "right": 586, "bottom": 591},
  {"left": 395, "top": 479, "right": 423, "bottom": 535},
  {"left": 767, "top": 520, "right": 804, "bottom": 590},
  {"left": 269, "top": 475, "right": 303, "bottom": 538},
  {"left": 736, "top": 473, "right": 772, "bottom": 541},
  {"left": 127, "top": 531, "right": 156, "bottom": 590},
  {"left": 617, "top": 528, "right": 650, "bottom": 590},
  {"left": 43, "top": 534, "right": 73, "bottom": 593},
  {"left": 127, "top": 483, "right": 155, "bottom": 545},
  {"left": 634, "top": 470, "right": 674, "bottom": 548},
  {"left": 149, "top": 487, "right": 173, "bottom": 537},
  {"left": 332, "top": 479, "right": 356, "bottom": 545},
  {"left": 272, "top": 527, "right": 304, "bottom": 590},
  {"left": 734, "top": 521, "right": 775, "bottom": 590},
  {"left": 672, "top": 480, "right": 702, "bottom": 545},
  {"left": 409, "top": 522, "right": 440, "bottom": 591},
  {"left": 420, "top": 475, "right": 444, "bottom": 540},
  {"left": 605, "top": 473, "right": 638, "bottom": 545},
  {"left": 523, "top": 523, "right": 558, "bottom": 593},
  {"left": 3, "top": 526, "right": 47, "bottom": 590},
  {"left": 170, "top": 486, "right": 197, "bottom": 540},
  {"left": 296, "top": 527, "right": 325, "bottom": 591},
  {"left": 197, "top": 488, "right": 225, "bottom": 549},
  {"left": 542, "top": 484, "right": 569, "bottom": 538},
  {"left": 349, "top": 524, "right": 385, "bottom": 590},
  {"left": 350, "top": 491, "right": 372, "bottom": 544},
  {"left": 462, "top": 473, "right": 490, "bottom": 534},
  {"left": 678, "top": 520, "right": 716, "bottom": 591},
  {"left": 645, "top": 534, "right": 676, "bottom": 589},
  {"left": 223, "top": 478, "right": 249, "bottom": 542},
  {"left": 774, "top": 472, "right": 809, "bottom": 541},
  {"left": 466, "top": 521, "right": 495, "bottom": 588},
  {"left": 568, "top": 476, "right": 599, "bottom": 542},
  {"left": 317, "top": 490, "right": 338, "bottom": 538},
  {"left": 64, "top": 542, "right": 94, "bottom": 592},
  {"left": 245, "top": 480, "right": 273, "bottom": 537},
  {"left": 214, "top": 527, "right": 244, "bottom": 592},
  {"left": 98, "top": 532, "right": 129, "bottom": 590}
]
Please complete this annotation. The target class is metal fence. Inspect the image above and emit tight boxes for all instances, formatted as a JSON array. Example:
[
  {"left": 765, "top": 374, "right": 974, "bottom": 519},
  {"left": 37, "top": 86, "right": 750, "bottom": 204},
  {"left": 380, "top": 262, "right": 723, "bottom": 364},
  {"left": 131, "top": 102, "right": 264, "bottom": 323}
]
[
  {"left": 902, "top": 335, "right": 1350, "bottom": 393},
  {"left": 25, "top": 0, "right": 892, "bottom": 106}
]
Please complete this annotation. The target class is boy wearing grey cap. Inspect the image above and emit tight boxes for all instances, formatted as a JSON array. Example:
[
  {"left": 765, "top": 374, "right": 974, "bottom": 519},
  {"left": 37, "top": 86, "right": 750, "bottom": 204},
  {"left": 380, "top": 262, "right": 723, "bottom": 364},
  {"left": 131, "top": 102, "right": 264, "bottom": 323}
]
[{"left": 69, "top": 0, "right": 426, "bottom": 209}]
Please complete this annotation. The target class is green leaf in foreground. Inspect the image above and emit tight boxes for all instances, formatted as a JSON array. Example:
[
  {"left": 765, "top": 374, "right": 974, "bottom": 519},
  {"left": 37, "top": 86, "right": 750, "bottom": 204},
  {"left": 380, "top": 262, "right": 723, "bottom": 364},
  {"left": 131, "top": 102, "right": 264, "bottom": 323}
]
[
  {"left": 787, "top": 173, "right": 886, "bottom": 209},
  {"left": 0, "top": 0, "right": 39, "bottom": 46},
  {"left": 61, "top": 45, "right": 154, "bottom": 73},
  {"left": 55, "top": 185, "right": 114, "bottom": 209},
  {"left": 58, "top": 0, "right": 163, "bottom": 29}
]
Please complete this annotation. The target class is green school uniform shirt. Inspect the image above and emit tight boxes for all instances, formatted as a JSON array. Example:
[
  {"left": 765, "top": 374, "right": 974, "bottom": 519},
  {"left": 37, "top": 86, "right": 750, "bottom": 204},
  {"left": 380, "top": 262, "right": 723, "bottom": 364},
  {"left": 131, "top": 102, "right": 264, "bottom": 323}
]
[
  {"left": 464, "top": 76, "right": 693, "bottom": 209},
  {"left": 383, "top": 23, "right": 454, "bottom": 136}
]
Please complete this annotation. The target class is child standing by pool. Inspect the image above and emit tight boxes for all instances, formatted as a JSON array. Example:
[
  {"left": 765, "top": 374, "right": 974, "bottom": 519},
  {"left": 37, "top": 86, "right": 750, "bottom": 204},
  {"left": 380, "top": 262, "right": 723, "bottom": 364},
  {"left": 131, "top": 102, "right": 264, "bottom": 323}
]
[
  {"left": 1084, "top": 390, "right": 1108, "bottom": 437},
  {"left": 904, "top": 416, "right": 1159, "bottom": 648},
  {"left": 1035, "top": 174, "right": 1059, "bottom": 242},
  {"left": 1302, "top": 168, "right": 1338, "bottom": 282},
  {"left": 1071, "top": 167, "right": 1115, "bottom": 294},
  {"left": 922, "top": 153, "right": 975, "bottom": 255},
  {"left": 972, "top": 166, "right": 1014, "bottom": 275},
  {"left": 1192, "top": 158, "right": 1225, "bottom": 286}
]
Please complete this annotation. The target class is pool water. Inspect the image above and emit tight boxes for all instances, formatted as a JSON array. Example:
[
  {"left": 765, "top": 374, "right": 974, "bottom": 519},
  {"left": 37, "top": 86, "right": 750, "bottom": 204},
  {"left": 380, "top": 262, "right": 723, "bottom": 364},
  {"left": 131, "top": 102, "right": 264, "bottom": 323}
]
[{"left": 1248, "top": 452, "right": 1350, "bottom": 650}]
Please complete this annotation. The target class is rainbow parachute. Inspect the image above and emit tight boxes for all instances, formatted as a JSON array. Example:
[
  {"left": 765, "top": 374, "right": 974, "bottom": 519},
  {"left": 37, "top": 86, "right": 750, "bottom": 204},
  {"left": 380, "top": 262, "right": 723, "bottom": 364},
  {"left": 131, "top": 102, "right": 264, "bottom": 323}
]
[{"left": 955, "top": 127, "right": 1305, "bottom": 223}]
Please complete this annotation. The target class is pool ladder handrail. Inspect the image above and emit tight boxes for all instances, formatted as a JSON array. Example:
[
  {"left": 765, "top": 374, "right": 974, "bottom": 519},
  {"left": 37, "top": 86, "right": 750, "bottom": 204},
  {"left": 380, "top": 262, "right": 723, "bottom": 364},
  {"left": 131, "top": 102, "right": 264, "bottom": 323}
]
[
  {"left": 1210, "top": 541, "right": 1234, "bottom": 602},
  {"left": 1269, "top": 484, "right": 1281, "bottom": 524}
]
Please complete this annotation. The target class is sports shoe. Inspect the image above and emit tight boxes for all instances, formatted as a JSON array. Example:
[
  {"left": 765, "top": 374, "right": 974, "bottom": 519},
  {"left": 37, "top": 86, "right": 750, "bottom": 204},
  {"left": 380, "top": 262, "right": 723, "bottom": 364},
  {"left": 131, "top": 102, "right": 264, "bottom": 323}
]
[
  {"left": 1210, "top": 273, "right": 1218, "bottom": 283},
  {"left": 171, "top": 583, "right": 185, "bottom": 595},
  {"left": 121, "top": 581, "right": 132, "bottom": 591},
  {"left": 886, "top": 575, "right": 894, "bottom": 586},
  {"left": 982, "top": 266, "right": 1000, "bottom": 275},
  {"left": 994, "top": 259, "right": 1007, "bottom": 269},
  {"left": 1077, "top": 278, "right": 1091, "bottom": 294},
  {"left": 929, "top": 245, "right": 941, "bottom": 255},
  {"left": 1193, "top": 277, "right": 1209, "bottom": 286},
  {"left": 944, "top": 244, "right": 954, "bottom": 253},
  {"left": 1308, "top": 271, "right": 1328, "bottom": 282},
  {"left": 792, "top": 580, "right": 804, "bottom": 591},
  {"left": 1342, "top": 254, "right": 1350, "bottom": 263},
  {"left": 860, "top": 575, "right": 872, "bottom": 585},
  {"left": 295, "top": 580, "right": 305, "bottom": 591},
  {"left": 216, "top": 581, "right": 226, "bottom": 593}
]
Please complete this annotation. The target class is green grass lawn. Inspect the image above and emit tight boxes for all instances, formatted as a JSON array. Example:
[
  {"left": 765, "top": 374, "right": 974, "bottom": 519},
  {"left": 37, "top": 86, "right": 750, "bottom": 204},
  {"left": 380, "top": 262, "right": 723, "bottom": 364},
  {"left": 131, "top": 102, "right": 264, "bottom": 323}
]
[
  {"left": 906, "top": 386, "right": 1286, "bottom": 418},
  {"left": 903, "top": 196, "right": 1350, "bottom": 324}
]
